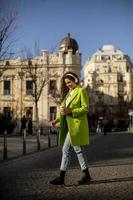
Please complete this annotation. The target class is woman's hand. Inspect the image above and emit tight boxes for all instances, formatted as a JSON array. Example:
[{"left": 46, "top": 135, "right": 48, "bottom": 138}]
[
  {"left": 51, "top": 119, "right": 59, "bottom": 126},
  {"left": 60, "top": 106, "right": 72, "bottom": 115}
]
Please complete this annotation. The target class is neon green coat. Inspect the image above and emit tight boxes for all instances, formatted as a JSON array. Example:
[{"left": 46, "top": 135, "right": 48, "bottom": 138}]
[{"left": 57, "top": 86, "right": 89, "bottom": 146}]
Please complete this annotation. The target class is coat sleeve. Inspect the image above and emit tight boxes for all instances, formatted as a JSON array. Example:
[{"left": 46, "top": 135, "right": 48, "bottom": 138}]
[
  {"left": 55, "top": 99, "right": 66, "bottom": 122},
  {"left": 72, "top": 88, "right": 89, "bottom": 118}
]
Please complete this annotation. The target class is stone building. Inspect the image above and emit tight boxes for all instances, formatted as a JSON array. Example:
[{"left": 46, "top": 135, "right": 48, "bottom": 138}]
[
  {"left": 0, "top": 34, "right": 81, "bottom": 131},
  {"left": 83, "top": 45, "right": 133, "bottom": 129}
]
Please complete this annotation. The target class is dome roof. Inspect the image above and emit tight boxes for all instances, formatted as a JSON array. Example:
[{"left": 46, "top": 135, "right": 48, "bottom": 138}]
[{"left": 59, "top": 33, "right": 79, "bottom": 54}]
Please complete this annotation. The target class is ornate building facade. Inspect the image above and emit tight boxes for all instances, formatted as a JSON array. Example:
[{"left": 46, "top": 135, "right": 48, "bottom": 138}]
[
  {"left": 83, "top": 45, "right": 133, "bottom": 128},
  {"left": 0, "top": 34, "right": 81, "bottom": 130}
]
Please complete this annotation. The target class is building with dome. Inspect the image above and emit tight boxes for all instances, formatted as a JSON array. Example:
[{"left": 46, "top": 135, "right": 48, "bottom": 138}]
[
  {"left": 83, "top": 45, "right": 133, "bottom": 130},
  {"left": 0, "top": 34, "right": 81, "bottom": 132}
]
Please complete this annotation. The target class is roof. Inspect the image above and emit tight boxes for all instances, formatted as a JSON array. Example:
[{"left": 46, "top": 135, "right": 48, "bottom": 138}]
[{"left": 59, "top": 33, "right": 79, "bottom": 54}]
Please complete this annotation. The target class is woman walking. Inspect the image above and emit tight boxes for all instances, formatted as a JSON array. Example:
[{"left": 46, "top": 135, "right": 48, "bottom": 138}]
[{"left": 50, "top": 72, "right": 91, "bottom": 185}]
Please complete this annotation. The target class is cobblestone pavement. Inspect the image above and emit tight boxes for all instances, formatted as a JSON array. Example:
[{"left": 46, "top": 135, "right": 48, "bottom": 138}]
[{"left": 0, "top": 132, "right": 133, "bottom": 200}]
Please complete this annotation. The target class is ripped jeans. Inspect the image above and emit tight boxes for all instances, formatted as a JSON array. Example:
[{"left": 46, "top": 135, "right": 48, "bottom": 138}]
[{"left": 60, "top": 133, "right": 88, "bottom": 171}]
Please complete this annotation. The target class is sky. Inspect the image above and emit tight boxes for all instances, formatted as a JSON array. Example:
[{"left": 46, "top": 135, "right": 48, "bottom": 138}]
[{"left": 0, "top": 0, "right": 133, "bottom": 64}]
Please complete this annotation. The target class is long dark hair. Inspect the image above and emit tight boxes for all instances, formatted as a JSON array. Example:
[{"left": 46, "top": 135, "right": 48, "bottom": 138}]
[{"left": 60, "top": 71, "right": 79, "bottom": 100}]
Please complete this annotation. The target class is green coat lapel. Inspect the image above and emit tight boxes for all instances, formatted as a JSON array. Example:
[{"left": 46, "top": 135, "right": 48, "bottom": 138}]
[{"left": 66, "top": 87, "right": 79, "bottom": 108}]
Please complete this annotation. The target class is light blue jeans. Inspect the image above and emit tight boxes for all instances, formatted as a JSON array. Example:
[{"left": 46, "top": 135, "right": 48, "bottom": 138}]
[{"left": 60, "top": 133, "right": 88, "bottom": 171}]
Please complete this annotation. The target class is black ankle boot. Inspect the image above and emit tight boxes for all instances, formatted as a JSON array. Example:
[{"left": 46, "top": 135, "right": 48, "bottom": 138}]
[
  {"left": 78, "top": 168, "right": 91, "bottom": 185},
  {"left": 50, "top": 170, "right": 65, "bottom": 185},
  {"left": 49, "top": 176, "right": 64, "bottom": 185}
]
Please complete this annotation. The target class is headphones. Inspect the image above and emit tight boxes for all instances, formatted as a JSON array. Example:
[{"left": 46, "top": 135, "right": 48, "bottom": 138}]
[{"left": 66, "top": 73, "right": 79, "bottom": 83}]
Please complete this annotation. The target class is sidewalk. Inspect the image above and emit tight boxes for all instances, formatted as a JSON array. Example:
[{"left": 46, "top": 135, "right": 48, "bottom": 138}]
[
  {"left": 0, "top": 132, "right": 133, "bottom": 200},
  {"left": 0, "top": 133, "right": 57, "bottom": 161},
  {"left": 0, "top": 132, "right": 96, "bottom": 162}
]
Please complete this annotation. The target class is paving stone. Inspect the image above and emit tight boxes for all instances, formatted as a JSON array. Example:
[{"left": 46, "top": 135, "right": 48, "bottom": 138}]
[{"left": 0, "top": 132, "right": 133, "bottom": 199}]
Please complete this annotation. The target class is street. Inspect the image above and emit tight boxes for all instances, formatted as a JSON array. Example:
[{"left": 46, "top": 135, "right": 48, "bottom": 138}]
[{"left": 0, "top": 131, "right": 133, "bottom": 200}]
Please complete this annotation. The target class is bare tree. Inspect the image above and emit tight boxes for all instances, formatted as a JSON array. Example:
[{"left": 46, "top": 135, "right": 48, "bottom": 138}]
[
  {"left": 0, "top": 11, "right": 18, "bottom": 60},
  {"left": 50, "top": 86, "right": 62, "bottom": 106},
  {"left": 20, "top": 46, "right": 49, "bottom": 129},
  {"left": 28, "top": 60, "right": 48, "bottom": 125},
  {"left": 21, "top": 45, "right": 67, "bottom": 129}
]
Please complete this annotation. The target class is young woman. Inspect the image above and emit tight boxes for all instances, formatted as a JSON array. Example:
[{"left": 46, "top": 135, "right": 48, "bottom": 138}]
[{"left": 50, "top": 72, "right": 91, "bottom": 185}]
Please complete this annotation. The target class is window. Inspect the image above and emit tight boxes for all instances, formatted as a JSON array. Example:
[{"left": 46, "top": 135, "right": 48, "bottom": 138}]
[
  {"left": 108, "top": 75, "right": 112, "bottom": 81},
  {"left": 118, "top": 96, "right": 124, "bottom": 102},
  {"left": 5, "top": 60, "right": 10, "bottom": 66},
  {"left": 50, "top": 107, "right": 57, "bottom": 120},
  {"left": 96, "top": 68, "right": 100, "bottom": 72},
  {"left": 25, "top": 107, "right": 33, "bottom": 118},
  {"left": 126, "top": 66, "right": 130, "bottom": 72},
  {"left": 118, "top": 74, "right": 123, "bottom": 82},
  {"left": 3, "top": 80, "right": 10, "bottom": 95},
  {"left": 118, "top": 65, "right": 122, "bottom": 72},
  {"left": 49, "top": 80, "right": 57, "bottom": 95},
  {"left": 108, "top": 66, "right": 112, "bottom": 73},
  {"left": 26, "top": 81, "right": 33, "bottom": 95},
  {"left": 3, "top": 107, "right": 11, "bottom": 118},
  {"left": 101, "top": 55, "right": 110, "bottom": 60},
  {"left": 118, "top": 85, "right": 124, "bottom": 93},
  {"left": 108, "top": 85, "right": 112, "bottom": 93},
  {"left": 50, "top": 80, "right": 56, "bottom": 90}
]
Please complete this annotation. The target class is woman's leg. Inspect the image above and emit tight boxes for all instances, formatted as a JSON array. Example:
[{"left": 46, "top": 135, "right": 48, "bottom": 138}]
[
  {"left": 73, "top": 146, "right": 88, "bottom": 170},
  {"left": 60, "top": 133, "right": 71, "bottom": 171},
  {"left": 73, "top": 146, "right": 91, "bottom": 184},
  {"left": 50, "top": 133, "right": 71, "bottom": 185}
]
